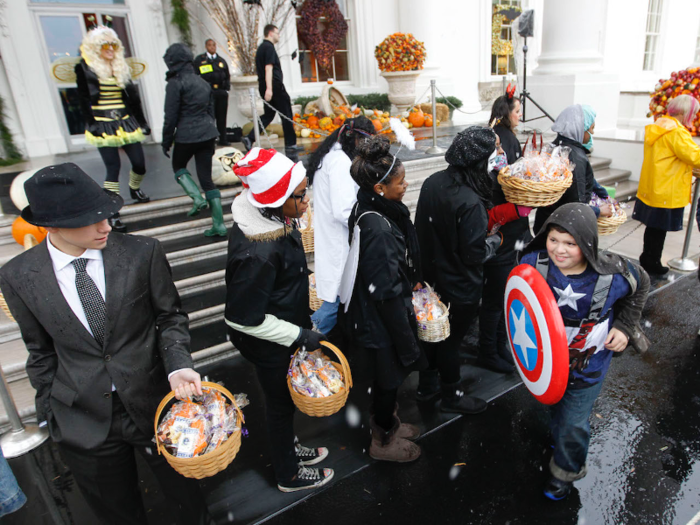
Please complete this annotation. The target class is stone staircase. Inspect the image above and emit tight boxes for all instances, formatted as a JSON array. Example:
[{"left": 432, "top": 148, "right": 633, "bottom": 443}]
[{"left": 0, "top": 154, "right": 635, "bottom": 429}]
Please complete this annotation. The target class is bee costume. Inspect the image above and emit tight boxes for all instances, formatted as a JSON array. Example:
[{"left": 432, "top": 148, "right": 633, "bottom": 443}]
[{"left": 74, "top": 23, "right": 150, "bottom": 230}]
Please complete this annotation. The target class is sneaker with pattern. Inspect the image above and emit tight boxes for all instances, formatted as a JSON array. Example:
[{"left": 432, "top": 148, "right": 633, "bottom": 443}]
[
  {"left": 295, "top": 437, "right": 329, "bottom": 465},
  {"left": 277, "top": 466, "right": 334, "bottom": 493}
]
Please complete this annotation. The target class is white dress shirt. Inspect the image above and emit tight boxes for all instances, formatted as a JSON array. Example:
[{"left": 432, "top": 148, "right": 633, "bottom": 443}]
[
  {"left": 207, "top": 52, "right": 217, "bottom": 60},
  {"left": 312, "top": 143, "right": 359, "bottom": 302}
]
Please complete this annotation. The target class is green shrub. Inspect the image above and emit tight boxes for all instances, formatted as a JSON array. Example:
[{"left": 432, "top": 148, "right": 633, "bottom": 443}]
[
  {"left": 436, "top": 96, "right": 463, "bottom": 109},
  {"left": 346, "top": 93, "right": 391, "bottom": 112},
  {"left": 293, "top": 96, "right": 317, "bottom": 111}
]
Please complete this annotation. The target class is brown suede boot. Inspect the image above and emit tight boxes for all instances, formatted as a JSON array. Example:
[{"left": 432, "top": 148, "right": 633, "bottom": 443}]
[
  {"left": 393, "top": 403, "right": 420, "bottom": 440},
  {"left": 369, "top": 416, "right": 421, "bottom": 463}
]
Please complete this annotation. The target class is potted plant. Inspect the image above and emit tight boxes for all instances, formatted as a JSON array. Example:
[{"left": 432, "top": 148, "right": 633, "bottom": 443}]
[
  {"left": 193, "top": 0, "right": 295, "bottom": 119},
  {"left": 375, "top": 33, "right": 426, "bottom": 113}
]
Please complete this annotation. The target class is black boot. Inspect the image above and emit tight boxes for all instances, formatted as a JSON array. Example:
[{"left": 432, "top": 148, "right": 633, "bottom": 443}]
[
  {"left": 416, "top": 369, "right": 441, "bottom": 402},
  {"left": 639, "top": 252, "right": 669, "bottom": 276},
  {"left": 476, "top": 353, "right": 515, "bottom": 374},
  {"left": 440, "top": 381, "right": 487, "bottom": 414},
  {"left": 108, "top": 213, "right": 127, "bottom": 233},
  {"left": 640, "top": 227, "right": 669, "bottom": 275},
  {"left": 543, "top": 476, "right": 573, "bottom": 501},
  {"left": 129, "top": 187, "right": 150, "bottom": 203}
]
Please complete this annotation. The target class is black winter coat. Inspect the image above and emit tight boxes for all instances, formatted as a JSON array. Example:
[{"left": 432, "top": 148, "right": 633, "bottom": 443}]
[
  {"left": 345, "top": 201, "right": 416, "bottom": 350},
  {"left": 415, "top": 167, "right": 489, "bottom": 305},
  {"left": 225, "top": 221, "right": 311, "bottom": 369},
  {"left": 162, "top": 44, "right": 218, "bottom": 149},
  {"left": 74, "top": 60, "right": 148, "bottom": 130},
  {"left": 490, "top": 124, "right": 531, "bottom": 265}
]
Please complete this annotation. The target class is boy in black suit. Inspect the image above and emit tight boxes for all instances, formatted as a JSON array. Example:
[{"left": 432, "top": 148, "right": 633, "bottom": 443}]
[{"left": 0, "top": 163, "right": 211, "bottom": 524}]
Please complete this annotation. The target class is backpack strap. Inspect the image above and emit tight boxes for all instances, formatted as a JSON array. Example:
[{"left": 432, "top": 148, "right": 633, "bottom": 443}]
[{"left": 535, "top": 252, "right": 549, "bottom": 280}]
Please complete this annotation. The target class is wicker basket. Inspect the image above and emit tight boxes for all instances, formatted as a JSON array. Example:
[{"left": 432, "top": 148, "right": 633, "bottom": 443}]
[
  {"left": 309, "top": 273, "right": 323, "bottom": 311},
  {"left": 415, "top": 284, "right": 451, "bottom": 343},
  {"left": 497, "top": 167, "right": 573, "bottom": 207},
  {"left": 597, "top": 210, "right": 627, "bottom": 236},
  {"left": 300, "top": 208, "right": 314, "bottom": 254},
  {"left": 287, "top": 341, "right": 353, "bottom": 417},
  {"left": 154, "top": 381, "right": 244, "bottom": 479}
]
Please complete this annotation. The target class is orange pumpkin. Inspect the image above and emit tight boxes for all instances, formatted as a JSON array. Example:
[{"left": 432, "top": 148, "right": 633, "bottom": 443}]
[
  {"left": 424, "top": 115, "right": 433, "bottom": 127},
  {"left": 306, "top": 116, "right": 319, "bottom": 128},
  {"left": 12, "top": 217, "right": 46, "bottom": 246},
  {"left": 372, "top": 118, "right": 383, "bottom": 132},
  {"left": 408, "top": 107, "right": 425, "bottom": 128}
]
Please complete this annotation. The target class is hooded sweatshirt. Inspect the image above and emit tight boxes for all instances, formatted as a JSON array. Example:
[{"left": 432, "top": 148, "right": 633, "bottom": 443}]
[
  {"left": 636, "top": 116, "right": 700, "bottom": 209},
  {"left": 520, "top": 204, "right": 650, "bottom": 386},
  {"left": 161, "top": 43, "right": 218, "bottom": 149}
]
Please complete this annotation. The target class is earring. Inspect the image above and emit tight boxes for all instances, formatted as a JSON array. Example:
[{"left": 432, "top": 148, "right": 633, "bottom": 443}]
[{"left": 379, "top": 191, "right": 384, "bottom": 196}]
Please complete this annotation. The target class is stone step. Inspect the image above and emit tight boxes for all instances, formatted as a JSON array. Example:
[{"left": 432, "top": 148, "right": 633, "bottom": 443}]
[
  {"left": 595, "top": 168, "right": 633, "bottom": 186},
  {"left": 590, "top": 156, "right": 612, "bottom": 171}
]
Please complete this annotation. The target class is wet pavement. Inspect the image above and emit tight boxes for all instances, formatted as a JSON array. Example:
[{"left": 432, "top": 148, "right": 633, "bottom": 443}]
[{"left": 5, "top": 271, "right": 699, "bottom": 525}]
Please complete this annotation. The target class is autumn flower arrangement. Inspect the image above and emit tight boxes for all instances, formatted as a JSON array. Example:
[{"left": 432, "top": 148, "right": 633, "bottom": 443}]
[{"left": 375, "top": 33, "right": 426, "bottom": 72}]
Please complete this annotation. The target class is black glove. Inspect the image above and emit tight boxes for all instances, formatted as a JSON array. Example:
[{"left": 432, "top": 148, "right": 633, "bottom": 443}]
[
  {"left": 141, "top": 124, "right": 151, "bottom": 136},
  {"left": 295, "top": 328, "right": 327, "bottom": 351},
  {"left": 162, "top": 144, "right": 171, "bottom": 158}
]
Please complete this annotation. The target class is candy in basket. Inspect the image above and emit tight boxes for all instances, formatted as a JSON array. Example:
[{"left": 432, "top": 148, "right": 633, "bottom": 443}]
[
  {"left": 289, "top": 349, "right": 345, "bottom": 398},
  {"left": 412, "top": 287, "right": 447, "bottom": 323},
  {"left": 509, "top": 144, "right": 577, "bottom": 182},
  {"left": 156, "top": 387, "right": 249, "bottom": 459}
]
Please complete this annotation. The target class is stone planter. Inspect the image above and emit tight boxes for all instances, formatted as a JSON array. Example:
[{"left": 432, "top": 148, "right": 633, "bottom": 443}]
[
  {"left": 231, "top": 75, "right": 264, "bottom": 120},
  {"left": 380, "top": 70, "right": 422, "bottom": 113}
]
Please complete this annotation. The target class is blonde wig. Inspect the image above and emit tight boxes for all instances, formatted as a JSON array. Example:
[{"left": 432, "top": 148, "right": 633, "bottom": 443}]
[{"left": 80, "top": 26, "right": 131, "bottom": 88}]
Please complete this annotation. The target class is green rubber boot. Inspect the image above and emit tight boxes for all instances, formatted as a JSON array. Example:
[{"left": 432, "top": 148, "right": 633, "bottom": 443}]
[
  {"left": 175, "top": 169, "right": 208, "bottom": 216},
  {"left": 204, "top": 190, "right": 227, "bottom": 237}
]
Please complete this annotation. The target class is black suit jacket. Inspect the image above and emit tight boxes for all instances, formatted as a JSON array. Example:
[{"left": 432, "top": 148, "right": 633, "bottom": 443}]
[{"left": 0, "top": 234, "right": 193, "bottom": 450}]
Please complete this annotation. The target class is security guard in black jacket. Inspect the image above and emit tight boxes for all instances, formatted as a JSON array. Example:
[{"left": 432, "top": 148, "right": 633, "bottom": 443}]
[{"left": 194, "top": 39, "right": 231, "bottom": 145}]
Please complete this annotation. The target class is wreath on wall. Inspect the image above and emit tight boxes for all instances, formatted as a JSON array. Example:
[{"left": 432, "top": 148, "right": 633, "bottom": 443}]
[{"left": 298, "top": 0, "right": 348, "bottom": 74}]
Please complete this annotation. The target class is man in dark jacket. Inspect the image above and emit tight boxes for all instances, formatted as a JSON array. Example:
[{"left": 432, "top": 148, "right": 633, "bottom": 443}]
[
  {"left": 194, "top": 39, "right": 230, "bottom": 145},
  {"left": 242, "top": 24, "right": 300, "bottom": 161},
  {"left": 0, "top": 163, "right": 211, "bottom": 525}
]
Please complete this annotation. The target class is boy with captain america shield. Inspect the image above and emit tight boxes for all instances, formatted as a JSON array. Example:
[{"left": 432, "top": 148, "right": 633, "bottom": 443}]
[{"left": 513, "top": 203, "right": 650, "bottom": 501}]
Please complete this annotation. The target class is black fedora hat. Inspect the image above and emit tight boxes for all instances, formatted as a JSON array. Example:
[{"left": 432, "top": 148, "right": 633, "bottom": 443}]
[{"left": 21, "top": 163, "right": 123, "bottom": 228}]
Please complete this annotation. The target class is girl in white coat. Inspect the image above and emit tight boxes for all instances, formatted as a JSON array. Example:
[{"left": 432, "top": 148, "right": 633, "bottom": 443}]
[{"left": 307, "top": 116, "right": 376, "bottom": 334}]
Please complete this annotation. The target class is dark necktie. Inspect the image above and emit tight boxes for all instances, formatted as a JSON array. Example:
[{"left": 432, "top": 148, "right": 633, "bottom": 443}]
[{"left": 72, "top": 258, "right": 106, "bottom": 346}]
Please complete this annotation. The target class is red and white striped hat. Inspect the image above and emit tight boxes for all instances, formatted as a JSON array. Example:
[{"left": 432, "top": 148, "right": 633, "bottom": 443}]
[{"left": 233, "top": 147, "right": 306, "bottom": 208}]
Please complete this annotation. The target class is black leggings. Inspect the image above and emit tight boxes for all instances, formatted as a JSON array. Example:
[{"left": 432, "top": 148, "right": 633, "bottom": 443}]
[
  {"left": 642, "top": 226, "right": 668, "bottom": 262},
  {"left": 423, "top": 303, "right": 479, "bottom": 384},
  {"left": 478, "top": 262, "right": 514, "bottom": 358},
  {"left": 97, "top": 143, "right": 146, "bottom": 182},
  {"left": 172, "top": 140, "right": 216, "bottom": 192},
  {"left": 372, "top": 384, "right": 398, "bottom": 431}
]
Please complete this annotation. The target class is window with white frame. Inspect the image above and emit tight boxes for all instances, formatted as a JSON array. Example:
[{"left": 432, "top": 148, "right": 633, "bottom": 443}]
[
  {"left": 491, "top": 0, "right": 522, "bottom": 76},
  {"left": 642, "top": 0, "right": 664, "bottom": 71},
  {"left": 295, "top": 0, "right": 350, "bottom": 83}
]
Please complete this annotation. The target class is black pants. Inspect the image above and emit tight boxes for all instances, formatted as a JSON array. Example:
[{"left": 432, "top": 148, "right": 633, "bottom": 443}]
[
  {"left": 57, "top": 393, "right": 210, "bottom": 525},
  {"left": 254, "top": 364, "right": 298, "bottom": 482},
  {"left": 172, "top": 139, "right": 217, "bottom": 192},
  {"left": 478, "top": 262, "right": 514, "bottom": 359},
  {"left": 246, "top": 84, "right": 297, "bottom": 148},
  {"left": 372, "top": 383, "right": 398, "bottom": 431},
  {"left": 641, "top": 226, "right": 667, "bottom": 264},
  {"left": 213, "top": 89, "right": 229, "bottom": 142},
  {"left": 423, "top": 303, "right": 479, "bottom": 384},
  {"left": 97, "top": 143, "right": 146, "bottom": 182}
]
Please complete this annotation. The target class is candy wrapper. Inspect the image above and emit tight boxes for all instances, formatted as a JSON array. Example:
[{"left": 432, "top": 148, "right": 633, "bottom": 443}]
[
  {"left": 309, "top": 273, "right": 317, "bottom": 291},
  {"left": 412, "top": 287, "right": 447, "bottom": 324},
  {"left": 590, "top": 193, "right": 626, "bottom": 218},
  {"left": 289, "top": 349, "right": 344, "bottom": 398},
  {"left": 506, "top": 145, "right": 576, "bottom": 182},
  {"left": 156, "top": 386, "right": 247, "bottom": 458}
]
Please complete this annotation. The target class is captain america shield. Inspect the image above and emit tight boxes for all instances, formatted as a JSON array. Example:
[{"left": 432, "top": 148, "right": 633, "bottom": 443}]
[{"left": 504, "top": 264, "right": 569, "bottom": 405}]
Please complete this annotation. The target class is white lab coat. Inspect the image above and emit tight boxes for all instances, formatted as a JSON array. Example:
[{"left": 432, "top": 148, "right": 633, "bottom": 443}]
[{"left": 313, "top": 143, "right": 359, "bottom": 302}]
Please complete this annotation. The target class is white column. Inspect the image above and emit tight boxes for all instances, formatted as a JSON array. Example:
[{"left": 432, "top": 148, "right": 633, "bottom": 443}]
[
  {"left": 524, "top": 0, "right": 620, "bottom": 131},
  {"left": 0, "top": 2, "right": 68, "bottom": 157}
]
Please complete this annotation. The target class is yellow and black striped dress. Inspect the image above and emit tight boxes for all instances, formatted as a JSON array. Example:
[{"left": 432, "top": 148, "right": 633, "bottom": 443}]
[{"left": 85, "top": 77, "right": 145, "bottom": 148}]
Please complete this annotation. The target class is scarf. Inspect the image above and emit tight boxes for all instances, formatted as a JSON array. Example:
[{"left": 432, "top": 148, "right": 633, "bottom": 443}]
[{"left": 355, "top": 187, "right": 422, "bottom": 285}]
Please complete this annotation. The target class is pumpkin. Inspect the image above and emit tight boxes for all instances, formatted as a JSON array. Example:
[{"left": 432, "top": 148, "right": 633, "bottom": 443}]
[
  {"left": 12, "top": 217, "right": 46, "bottom": 246},
  {"left": 333, "top": 116, "right": 344, "bottom": 126},
  {"left": 407, "top": 107, "right": 425, "bottom": 128},
  {"left": 424, "top": 115, "right": 433, "bottom": 127},
  {"left": 319, "top": 116, "right": 332, "bottom": 128},
  {"left": 372, "top": 119, "right": 383, "bottom": 132},
  {"left": 306, "top": 116, "right": 319, "bottom": 128},
  {"left": 301, "top": 128, "right": 311, "bottom": 138}
]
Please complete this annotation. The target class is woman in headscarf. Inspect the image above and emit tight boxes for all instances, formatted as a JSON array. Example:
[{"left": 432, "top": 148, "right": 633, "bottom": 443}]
[
  {"left": 633, "top": 94, "right": 700, "bottom": 275},
  {"left": 306, "top": 116, "right": 376, "bottom": 335},
  {"left": 162, "top": 43, "right": 226, "bottom": 237},
  {"left": 345, "top": 135, "right": 425, "bottom": 463},
  {"left": 75, "top": 25, "right": 151, "bottom": 232},
  {"left": 533, "top": 104, "right": 612, "bottom": 233},
  {"left": 224, "top": 148, "right": 334, "bottom": 492},
  {"left": 414, "top": 126, "right": 530, "bottom": 411}
]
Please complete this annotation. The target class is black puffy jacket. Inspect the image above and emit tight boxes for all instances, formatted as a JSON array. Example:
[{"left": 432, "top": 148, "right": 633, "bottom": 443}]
[
  {"left": 162, "top": 43, "right": 218, "bottom": 149},
  {"left": 415, "top": 166, "right": 489, "bottom": 305}
]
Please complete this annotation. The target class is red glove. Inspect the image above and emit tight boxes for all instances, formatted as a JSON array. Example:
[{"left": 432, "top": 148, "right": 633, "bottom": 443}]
[
  {"left": 516, "top": 205, "right": 533, "bottom": 217},
  {"left": 487, "top": 203, "right": 520, "bottom": 232}
]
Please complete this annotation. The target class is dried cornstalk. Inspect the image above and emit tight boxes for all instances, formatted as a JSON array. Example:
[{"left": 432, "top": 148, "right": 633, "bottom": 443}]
[{"left": 193, "top": 0, "right": 295, "bottom": 76}]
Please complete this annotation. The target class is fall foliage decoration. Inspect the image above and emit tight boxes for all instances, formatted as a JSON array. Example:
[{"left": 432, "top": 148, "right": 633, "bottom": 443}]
[
  {"left": 375, "top": 33, "right": 426, "bottom": 72},
  {"left": 297, "top": 0, "right": 348, "bottom": 74},
  {"left": 648, "top": 67, "right": 700, "bottom": 136}
]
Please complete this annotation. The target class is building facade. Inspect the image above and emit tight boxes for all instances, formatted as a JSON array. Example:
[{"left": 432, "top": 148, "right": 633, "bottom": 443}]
[{"left": 1, "top": 0, "right": 699, "bottom": 159}]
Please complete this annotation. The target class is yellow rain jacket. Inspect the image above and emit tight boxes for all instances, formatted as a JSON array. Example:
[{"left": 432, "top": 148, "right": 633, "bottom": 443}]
[{"left": 637, "top": 116, "right": 700, "bottom": 208}]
